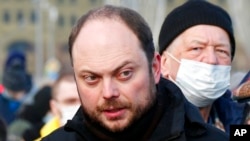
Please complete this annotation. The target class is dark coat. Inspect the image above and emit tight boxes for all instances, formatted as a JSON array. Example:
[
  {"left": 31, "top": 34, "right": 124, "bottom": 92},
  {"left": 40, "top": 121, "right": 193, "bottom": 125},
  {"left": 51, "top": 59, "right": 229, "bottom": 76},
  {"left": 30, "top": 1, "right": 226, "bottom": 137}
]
[{"left": 42, "top": 78, "right": 228, "bottom": 141}]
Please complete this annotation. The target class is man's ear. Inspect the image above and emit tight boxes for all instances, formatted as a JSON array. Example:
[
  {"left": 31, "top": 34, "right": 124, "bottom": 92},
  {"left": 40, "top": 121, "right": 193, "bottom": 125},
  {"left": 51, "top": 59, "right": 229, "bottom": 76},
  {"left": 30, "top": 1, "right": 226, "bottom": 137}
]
[
  {"left": 50, "top": 99, "right": 61, "bottom": 117},
  {"left": 152, "top": 53, "right": 161, "bottom": 83},
  {"left": 160, "top": 51, "right": 170, "bottom": 78}
]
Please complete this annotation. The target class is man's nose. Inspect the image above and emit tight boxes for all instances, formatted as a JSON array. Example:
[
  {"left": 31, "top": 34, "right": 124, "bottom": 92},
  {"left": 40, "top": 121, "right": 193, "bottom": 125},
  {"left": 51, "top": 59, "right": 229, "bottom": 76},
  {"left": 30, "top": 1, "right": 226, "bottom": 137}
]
[
  {"left": 102, "top": 78, "right": 119, "bottom": 99},
  {"left": 203, "top": 48, "right": 218, "bottom": 65}
]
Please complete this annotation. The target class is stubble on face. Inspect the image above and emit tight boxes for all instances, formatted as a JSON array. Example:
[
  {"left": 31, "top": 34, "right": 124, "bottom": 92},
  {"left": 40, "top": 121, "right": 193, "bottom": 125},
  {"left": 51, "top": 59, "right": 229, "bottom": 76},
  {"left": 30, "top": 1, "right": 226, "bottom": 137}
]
[
  {"left": 82, "top": 74, "right": 157, "bottom": 133},
  {"left": 73, "top": 18, "right": 158, "bottom": 133}
]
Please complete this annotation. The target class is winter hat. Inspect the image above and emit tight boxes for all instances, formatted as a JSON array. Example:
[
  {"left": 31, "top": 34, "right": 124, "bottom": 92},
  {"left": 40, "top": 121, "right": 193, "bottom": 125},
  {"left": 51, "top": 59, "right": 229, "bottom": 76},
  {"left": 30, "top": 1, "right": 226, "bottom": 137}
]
[
  {"left": 158, "top": 0, "right": 235, "bottom": 60},
  {"left": 4, "top": 50, "right": 26, "bottom": 71},
  {"left": 2, "top": 69, "right": 28, "bottom": 92},
  {"left": 3, "top": 50, "right": 33, "bottom": 92}
]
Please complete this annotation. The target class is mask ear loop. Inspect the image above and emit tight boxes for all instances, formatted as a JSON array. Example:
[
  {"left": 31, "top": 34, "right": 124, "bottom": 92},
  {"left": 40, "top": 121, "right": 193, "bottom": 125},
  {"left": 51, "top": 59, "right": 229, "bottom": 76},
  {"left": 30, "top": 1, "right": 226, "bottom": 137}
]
[
  {"left": 164, "top": 51, "right": 181, "bottom": 81},
  {"left": 166, "top": 52, "right": 181, "bottom": 63}
]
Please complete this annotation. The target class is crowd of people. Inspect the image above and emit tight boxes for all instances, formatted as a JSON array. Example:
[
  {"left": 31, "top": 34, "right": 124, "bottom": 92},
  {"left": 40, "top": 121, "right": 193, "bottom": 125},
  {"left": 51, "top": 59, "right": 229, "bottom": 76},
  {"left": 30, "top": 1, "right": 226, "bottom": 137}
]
[{"left": 1, "top": 0, "right": 250, "bottom": 141}]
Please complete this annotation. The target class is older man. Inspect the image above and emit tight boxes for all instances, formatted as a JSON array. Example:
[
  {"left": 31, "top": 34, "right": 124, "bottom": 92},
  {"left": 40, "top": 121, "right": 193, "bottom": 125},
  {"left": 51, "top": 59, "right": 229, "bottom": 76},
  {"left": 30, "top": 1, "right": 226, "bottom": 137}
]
[{"left": 158, "top": 0, "right": 246, "bottom": 133}]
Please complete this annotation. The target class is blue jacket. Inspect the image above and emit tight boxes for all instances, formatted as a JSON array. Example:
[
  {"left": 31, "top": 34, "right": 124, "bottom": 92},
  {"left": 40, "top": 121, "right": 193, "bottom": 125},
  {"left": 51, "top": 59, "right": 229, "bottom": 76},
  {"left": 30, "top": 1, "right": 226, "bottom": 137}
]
[{"left": 0, "top": 93, "right": 21, "bottom": 125}]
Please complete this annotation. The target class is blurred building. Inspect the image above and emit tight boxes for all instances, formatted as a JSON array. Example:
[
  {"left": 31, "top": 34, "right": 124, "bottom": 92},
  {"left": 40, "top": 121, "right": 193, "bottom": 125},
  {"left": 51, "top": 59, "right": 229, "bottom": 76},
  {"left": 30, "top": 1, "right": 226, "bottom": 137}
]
[
  {"left": 0, "top": 0, "right": 249, "bottom": 81},
  {"left": 0, "top": 0, "right": 103, "bottom": 81}
]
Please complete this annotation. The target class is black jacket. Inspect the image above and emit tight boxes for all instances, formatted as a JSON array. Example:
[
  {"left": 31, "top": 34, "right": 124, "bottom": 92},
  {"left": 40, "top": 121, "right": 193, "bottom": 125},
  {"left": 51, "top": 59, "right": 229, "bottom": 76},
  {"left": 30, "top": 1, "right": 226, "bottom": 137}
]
[{"left": 42, "top": 78, "right": 228, "bottom": 141}]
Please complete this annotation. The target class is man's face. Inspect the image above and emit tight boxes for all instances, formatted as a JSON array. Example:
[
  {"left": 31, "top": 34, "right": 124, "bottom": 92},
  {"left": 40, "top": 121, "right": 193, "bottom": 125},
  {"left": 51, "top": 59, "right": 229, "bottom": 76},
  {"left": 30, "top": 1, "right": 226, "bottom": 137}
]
[
  {"left": 72, "top": 19, "right": 160, "bottom": 132},
  {"left": 50, "top": 80, "right": 81, "bottom": 125},
  {"left": 6, "top": 89, "right": 26, "bottom": 101},
  {"left": 161, "top": 25, "right": 231, "bottom": 80}
]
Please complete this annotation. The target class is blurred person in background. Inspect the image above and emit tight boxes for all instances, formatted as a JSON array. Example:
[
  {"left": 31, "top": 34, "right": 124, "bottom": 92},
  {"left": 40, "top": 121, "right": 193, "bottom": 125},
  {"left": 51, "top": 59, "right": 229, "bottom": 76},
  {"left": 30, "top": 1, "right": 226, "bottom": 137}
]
[
  {"left": 232, "top": 70, "right": 250, "bottom": 124},
  {"left": 3, "top": 50, "right": 33, "bottom": 96},
  {"left": 35, "top": 71, "right": 80, "bottom": 140},
  {"left": 230, "top": 71, "right": 247, "bottom": 91},
  {"left": 158, "top": 0, "right": 248, "bottom": 133},
  {"left": 0, "top": 61, "right": 30, "bottom": 125},
  {"left": 233, "top": 71, "right": 250, "bottom": 99},
  {"left": 0, "top": 50, "right": 38, "bottom": 141},
  {"left": 7, "top": 85, "right": 52, "bottom": 141}
]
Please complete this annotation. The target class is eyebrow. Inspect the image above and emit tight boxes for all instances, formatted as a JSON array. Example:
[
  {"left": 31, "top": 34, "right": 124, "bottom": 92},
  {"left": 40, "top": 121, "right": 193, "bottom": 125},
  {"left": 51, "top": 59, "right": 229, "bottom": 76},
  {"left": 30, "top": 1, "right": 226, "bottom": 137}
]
[
  {"left": 190, "top": 39, "right": 230, "bottom": 47},
  {"left": 190, "top": 39, "right": 207, "bottom": 45},
  {"left": 113, "top": 60, "right": 137, "bottom": 74},
  {"left": 79, "top": 60, "right": 136, "bottom": 75}
]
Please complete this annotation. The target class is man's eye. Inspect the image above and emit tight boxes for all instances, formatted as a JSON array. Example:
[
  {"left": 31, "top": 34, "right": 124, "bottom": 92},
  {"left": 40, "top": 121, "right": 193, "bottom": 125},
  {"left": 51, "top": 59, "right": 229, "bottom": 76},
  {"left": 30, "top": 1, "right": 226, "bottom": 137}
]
[
  {"left": 192, "top": 47, "right": 202, "bottom": 51},
  {"left": 217, "top": 49, "right": 229, "bottom": 55},
  {"left": 118, "top": 70, "right": 132, "bottom": 80},
  {"left": 84, "top": 75, "right": 98, "bottom": 84}
]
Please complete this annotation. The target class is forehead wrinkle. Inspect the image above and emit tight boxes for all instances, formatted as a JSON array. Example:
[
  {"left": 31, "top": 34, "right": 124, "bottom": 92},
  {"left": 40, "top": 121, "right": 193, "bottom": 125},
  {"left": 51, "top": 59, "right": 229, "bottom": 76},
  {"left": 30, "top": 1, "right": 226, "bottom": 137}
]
[
  {"left": 189, "top": 38, "right": 207, "bottom": 45},
  {"left": 78, "top": 53, "right": 137, "bottom": 75},
  {"left": 184, "top": 25, "right": 230, "bottom": 46},
  {"left": 187, "top": 35, "right": 230, "bottom": 48}
]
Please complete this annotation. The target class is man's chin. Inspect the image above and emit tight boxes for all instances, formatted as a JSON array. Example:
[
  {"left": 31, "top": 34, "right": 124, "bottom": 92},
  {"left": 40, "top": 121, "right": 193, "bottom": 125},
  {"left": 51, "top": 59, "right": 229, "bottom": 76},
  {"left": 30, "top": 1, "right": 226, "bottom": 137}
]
[{"left": 98, "top": 116, "right": 131, "bottom": 132}]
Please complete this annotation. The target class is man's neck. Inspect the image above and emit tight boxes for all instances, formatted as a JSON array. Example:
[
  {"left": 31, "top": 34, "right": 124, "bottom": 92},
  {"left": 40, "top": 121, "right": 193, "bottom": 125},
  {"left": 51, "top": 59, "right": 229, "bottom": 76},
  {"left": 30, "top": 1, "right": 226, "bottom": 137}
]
[{"left": 199, "top": 105, "right": 212, "bottom": 123}]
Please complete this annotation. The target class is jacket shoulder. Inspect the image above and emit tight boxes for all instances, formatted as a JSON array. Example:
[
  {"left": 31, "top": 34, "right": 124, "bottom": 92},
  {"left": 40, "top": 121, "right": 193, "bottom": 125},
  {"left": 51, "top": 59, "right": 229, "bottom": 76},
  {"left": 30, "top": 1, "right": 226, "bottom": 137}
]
[
  {"left": 205, "top": 124, "right": 229, "bottom": 140},
  {"left": 41, "top": 127, "right": 79, "bottom": 141},
  {"left": 187, "top": 124, "right": 229, "bottom": 141}
]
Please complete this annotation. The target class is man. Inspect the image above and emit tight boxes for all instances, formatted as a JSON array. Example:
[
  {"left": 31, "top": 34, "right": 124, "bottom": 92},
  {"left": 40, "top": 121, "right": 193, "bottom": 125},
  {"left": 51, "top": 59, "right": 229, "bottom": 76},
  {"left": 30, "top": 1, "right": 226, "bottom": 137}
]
[
  {"left": 42, "top": 5, "right": 228, "bottom": 140},
  {"left": 0, "top": 50, "right": 33, "bottom": 125},
  {"left": 0, "top": 64, "right": 30, "bottom": 125},
  {"left": 7, "top": 85, "right": 52, "bottom": 141},
  {"left": 158, "top": 0, "right": 246, "bottom": 132},
  {"left": 37, "top": 72, "right": 80, "bottom": 139}
]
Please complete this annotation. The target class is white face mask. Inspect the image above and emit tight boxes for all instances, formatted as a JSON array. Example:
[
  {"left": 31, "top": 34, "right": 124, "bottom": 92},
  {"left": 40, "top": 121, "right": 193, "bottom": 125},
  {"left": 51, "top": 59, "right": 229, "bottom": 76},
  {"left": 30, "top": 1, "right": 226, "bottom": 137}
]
[
  {"left": 60, "top": 105, "right": 80, "bottom": 125},
  {"left": 167, "top": 52, "right": 231, "bottom": 107}
]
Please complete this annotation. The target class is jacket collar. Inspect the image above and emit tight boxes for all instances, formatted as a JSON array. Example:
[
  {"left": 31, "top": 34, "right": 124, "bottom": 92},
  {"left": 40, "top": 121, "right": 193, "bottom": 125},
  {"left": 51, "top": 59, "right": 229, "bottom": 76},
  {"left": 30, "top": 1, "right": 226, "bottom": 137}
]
[
  {"left": 65, "top": 77, "right": 207, "bottom": 140},
  {"left": 149, "top": 78, "right": 207, "bottom": 140}
]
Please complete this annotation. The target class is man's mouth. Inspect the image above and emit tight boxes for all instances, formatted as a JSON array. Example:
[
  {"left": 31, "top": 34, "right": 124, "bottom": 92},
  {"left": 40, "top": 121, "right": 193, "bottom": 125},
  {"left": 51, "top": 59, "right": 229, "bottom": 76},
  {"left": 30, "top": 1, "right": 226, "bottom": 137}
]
[{"left": 103, "top": 108, "right": 126, "bottom": 120}]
